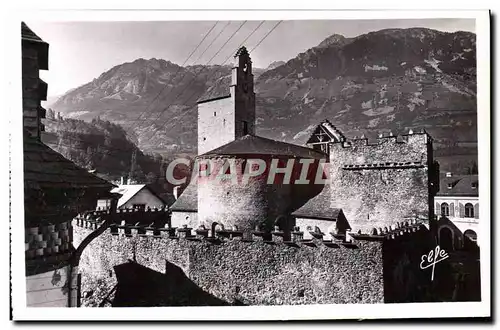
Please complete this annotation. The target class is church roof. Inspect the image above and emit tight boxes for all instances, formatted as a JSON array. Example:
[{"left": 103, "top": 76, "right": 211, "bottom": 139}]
[
  {"left": 170, "top": 180, "right": 198, "bottom": 212},
  {"left": 24, "top": 132, "right": 114, "bottom": 190},
  {"left": 291, "top": 186, "right": 344, "bottom": 221},
  {"left": 197, "top": 74, "right": 231, "bottom": 104},
  {"left": 437, "top": 174, "right": 478, "bottom": 197},
  {"left": 200, "top": 134, "right": 326, "bottom": 159}
]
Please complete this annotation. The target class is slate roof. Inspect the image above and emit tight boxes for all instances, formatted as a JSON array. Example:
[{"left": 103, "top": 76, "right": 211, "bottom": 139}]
[
  {"left": 197, "top": 74, "right": 232, "bottom": 103},
  {"left": 437, "top": 174, "right": 478, "bottom": 197},
  {"left": 169, "top": 181, "right": 198, "bottom": 212},
  {"left": 111, "top": 184, "right": 166, "bottom": 208},
  {"left": 200, "top": 134, "right": 326, "bottom": 159},
  {"left": 24, "top": 131, "right": 114, "bottom": 190},
  {"left": 21, "top": 22, "right": 47, "bottom": 44},
  {"left": 291, "top": 186, "right": 344, "bottom": 221},
  {"left": 21, "top": 22, "right": 49, "bottom": 70},
  {"left": 306, "top": 119, "right": 346, "bottom": 144}
]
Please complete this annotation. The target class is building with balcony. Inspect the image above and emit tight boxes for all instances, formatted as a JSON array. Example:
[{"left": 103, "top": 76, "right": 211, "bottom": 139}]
[{"left": 435, "top": 173, "right": 479, "bottom": 251}]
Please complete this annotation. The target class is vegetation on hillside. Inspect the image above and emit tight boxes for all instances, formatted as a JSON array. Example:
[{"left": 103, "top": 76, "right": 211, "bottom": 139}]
[{"left": 43, "top": 110, "right": 187, "bottom": 189}]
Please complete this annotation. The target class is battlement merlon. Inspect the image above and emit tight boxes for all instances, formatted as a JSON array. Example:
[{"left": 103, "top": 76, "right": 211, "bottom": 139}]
[
  {"left": 323, "top": 129, "right": 433, "bottom": 166},
  {"left": 73, "top": 215, "right": 426, "bottom": 248},
  {"left": 333, "top": 129, "right": 431, "bottom": 147}
]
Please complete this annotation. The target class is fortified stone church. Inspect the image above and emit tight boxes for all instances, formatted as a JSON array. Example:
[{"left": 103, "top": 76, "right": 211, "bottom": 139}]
[
  {"left": 71, "top": 47, "right": 452, "bottom": 306},
  {"left": 170, "top": 46, "right": 439, "bottom": 237}
]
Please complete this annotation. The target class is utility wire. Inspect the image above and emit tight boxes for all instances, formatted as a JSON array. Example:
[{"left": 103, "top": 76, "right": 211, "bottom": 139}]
[
  {"left": 140, "top": 20, "right": 248, "bottom": 128},
  {"left": 131, "top": 21, "right": 220, "bottom": 124},
  {"left": 145, "top": 20, "right": 264, "bottom": 138},
  {"left": 46, "top": 21, "right": 282, "bottom": 164},
  {"left": 249, "top": 20, "right": 282, "bottom": 54},
  {"left": 153, "top": 20, "right": 282, "bottom": 131}
]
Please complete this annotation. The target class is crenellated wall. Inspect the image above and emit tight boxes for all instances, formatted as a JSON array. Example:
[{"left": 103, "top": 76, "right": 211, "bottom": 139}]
[
  {"left": 326, "top": 131, "right": 437, "bottom": 232},
  {"left": 74, "top": 214, "right": 437, "bottom": 307}
]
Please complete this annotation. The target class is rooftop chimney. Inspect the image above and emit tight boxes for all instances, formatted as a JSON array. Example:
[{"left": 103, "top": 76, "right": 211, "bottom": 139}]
[{"left": 120, "top": 176, "right": 125, "bottom": 185}]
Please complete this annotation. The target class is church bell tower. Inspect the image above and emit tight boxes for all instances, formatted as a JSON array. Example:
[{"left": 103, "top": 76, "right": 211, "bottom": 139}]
[
  {"left": 230, "top": 46, "right": 256, "bottom": 138},
  {"left": 197, "top": 46, "right": 256, "bottom": 155}
]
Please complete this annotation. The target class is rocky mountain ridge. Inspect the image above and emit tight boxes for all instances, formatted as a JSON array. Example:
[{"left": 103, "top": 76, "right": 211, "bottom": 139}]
[{"left": 47, "top": 27, "right": 477, "bottom": 172}]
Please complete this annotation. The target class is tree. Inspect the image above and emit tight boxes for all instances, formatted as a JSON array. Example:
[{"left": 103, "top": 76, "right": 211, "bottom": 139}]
[
  {"left": 466, "top": 161, "right": 478, "bottom": 175},
  {"left": 146, "top": 172, "right": 157, "bottom": 184},
  {"left": 46, "top": 108, "right": 55, "bottom": 120}
]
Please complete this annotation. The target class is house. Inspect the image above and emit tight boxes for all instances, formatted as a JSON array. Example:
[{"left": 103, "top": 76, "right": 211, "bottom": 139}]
[
  {"left": 22, "top": 22, "right": 116, "bottom": 307},
  {"left": 98, "top": 184, "right": 166, "bottom": 210},
  {"left": 435, "top": 173, "right": 479, "bottom": 251}
]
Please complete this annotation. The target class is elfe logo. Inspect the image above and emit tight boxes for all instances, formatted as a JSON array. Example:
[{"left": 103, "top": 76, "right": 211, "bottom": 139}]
[{"left": 419, "top": 245, "right": 449, "bottom": 281}]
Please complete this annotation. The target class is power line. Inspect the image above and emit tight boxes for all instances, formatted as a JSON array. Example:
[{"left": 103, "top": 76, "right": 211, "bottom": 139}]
[
  {"left": 153, "top": 20, "right": 281, "bottom": 132},
  {"left": 128, "top": 21, "right": 233, "bottom": 132},
  {"left": 249, "top": 20, "right": 282, "bottom": 54},
  {"left": 143, "top": 20, "right": 264, "bottom": 139},
  {"left": 186, "top": 21, "right": 232, "bottom": 67},
  {"left": 131, "top": 21, "right": 220, "bottom": 124},
  {"left": 48, "top": 21, "right": 253, "bottom": 156},
  {"left": 45, "top": 21, "right": 281, "bottom": 164},
  {"left": 140, "top": 21, "right": 248, "bottom": 128}
]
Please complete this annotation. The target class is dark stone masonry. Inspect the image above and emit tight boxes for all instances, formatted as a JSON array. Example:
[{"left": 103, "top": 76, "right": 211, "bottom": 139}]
[{"left": 74, "top": 219, "right": 442, "bottom": 307}]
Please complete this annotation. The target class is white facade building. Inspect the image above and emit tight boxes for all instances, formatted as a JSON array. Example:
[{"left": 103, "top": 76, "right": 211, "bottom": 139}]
[
  {"left": 435, "top": 173, "right": 479, "bottom": 251},
  {"left": 97, "top": 184, "right": 166, "bottom": 210}
]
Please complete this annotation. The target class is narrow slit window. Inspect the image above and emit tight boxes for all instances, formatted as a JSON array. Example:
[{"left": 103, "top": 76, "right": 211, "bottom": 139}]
[{"left": 243, "top": 121, "right": 248, "bottom": 135}]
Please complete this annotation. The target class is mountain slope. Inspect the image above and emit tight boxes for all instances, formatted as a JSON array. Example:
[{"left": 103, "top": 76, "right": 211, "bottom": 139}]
[{"left": 50, "top": 28, "right": 477, "bottom": 171}]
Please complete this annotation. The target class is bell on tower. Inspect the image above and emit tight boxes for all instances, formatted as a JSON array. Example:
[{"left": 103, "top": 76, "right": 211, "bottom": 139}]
[{"left": 231, "top": 46, "right": 253, "bottom": 91}]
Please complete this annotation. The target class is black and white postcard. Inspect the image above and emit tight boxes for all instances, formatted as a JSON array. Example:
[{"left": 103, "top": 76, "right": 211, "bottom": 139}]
[{"left": 8, "top": 8, "right": 491, "bottom": 321}]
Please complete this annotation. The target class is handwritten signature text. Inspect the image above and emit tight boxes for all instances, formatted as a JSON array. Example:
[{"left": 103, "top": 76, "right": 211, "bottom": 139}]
[{"left": 420, "top": 245, "right": 449, "bottom": 281}]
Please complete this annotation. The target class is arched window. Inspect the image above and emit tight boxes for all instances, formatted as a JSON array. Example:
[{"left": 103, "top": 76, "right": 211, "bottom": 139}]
[
  {"left": 465, "top": 203, "right": 474, "bottom": 218},
  {"left": 439, "top": 227, "right": 454, "bottom": 251},
  {"left": 463, "top": 230, "right": 478, "bottom": 250},
  {"left": 464, "top": 230, "right": 477, "bottom": 242},
  {"left": 441, "top": 203, "right": 450, "bottom": 217},
  {"left": 275, "top": 215, "right": 287, "bottom": 231}
]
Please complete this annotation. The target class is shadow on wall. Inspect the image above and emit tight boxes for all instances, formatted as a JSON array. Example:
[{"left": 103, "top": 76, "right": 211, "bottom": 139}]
[
  {"left": 382, "top": 225, "right": 480, "bottom": 303},
  {"left": 435, "top": 216, "right": 481, "bottom": 302},
  {"left": 111, "top": 261, "right": 231, "bottom": 307},
  {"left": 436, "top": 216, "right": 479, "bottom": 253}
]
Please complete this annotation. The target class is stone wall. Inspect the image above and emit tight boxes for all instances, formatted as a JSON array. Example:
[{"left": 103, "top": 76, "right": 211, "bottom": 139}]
[
  {"left": 197, "top": 97, "right": 235, "bottom": 155},
  {"left": 171, "top": 211, "right": 198, "bottom": 229},
  {"left": 296, "top": 218, "right": 338, "bottom": 239},
  {"left": 197, "top": 156, "right": 323, "bottom": 233},
  {"left": 327, "top": 132, "right": 436, "bottom": 232},
  {"left": 74, "top": 220, "right": 437, "bottom": 307}
]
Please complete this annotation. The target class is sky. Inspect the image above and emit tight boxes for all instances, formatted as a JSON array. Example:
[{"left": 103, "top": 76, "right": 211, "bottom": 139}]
[{"left": 25, "top": 19, "right": 475, "bottom": 97}]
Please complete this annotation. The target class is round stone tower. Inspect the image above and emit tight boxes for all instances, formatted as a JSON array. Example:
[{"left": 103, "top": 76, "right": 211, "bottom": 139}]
[{"left": 196, "top": 135, "right": 326, "bottom": 235}]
